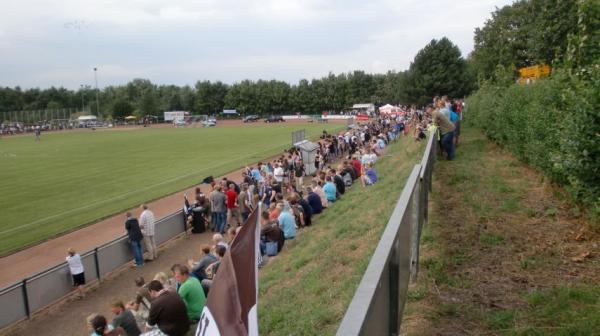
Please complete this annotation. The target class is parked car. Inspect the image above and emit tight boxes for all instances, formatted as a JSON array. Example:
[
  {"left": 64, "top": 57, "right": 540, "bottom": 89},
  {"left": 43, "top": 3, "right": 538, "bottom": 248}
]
[
  {"left": 264, "top": 115, "right": 285, "bottom": 123},
  {"left": 203, "top": 120, "right": 216, "bottom": 127},
  {"left": 243, "top": 115, "right": 260, "bottom": 123},
  {"left": 208, "top": 117, "right": 217, "bottom": 124}
]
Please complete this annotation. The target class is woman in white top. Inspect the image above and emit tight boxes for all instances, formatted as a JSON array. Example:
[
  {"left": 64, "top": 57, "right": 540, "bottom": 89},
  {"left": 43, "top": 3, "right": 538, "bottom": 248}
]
[{"left": 66, "top": 248, "right": 86, "bottom": 298}]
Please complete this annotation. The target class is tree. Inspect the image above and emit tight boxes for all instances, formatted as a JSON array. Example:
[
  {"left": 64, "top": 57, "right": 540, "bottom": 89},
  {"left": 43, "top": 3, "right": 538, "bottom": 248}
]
[
  {"left": 112, "top": 98, "right": 134, "bottom": 119},
  {"left": 404, "top": 37, "right": 474, "bottom": 106}
]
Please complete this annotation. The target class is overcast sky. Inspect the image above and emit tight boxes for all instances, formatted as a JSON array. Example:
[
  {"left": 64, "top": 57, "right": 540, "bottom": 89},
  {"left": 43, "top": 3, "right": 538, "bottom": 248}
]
[{"left": 0, "top": 0, "right": 513, "bottom": 89}]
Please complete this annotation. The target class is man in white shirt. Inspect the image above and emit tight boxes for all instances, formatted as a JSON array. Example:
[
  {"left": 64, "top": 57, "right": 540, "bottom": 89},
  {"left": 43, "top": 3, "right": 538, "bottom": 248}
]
[
  {"left": 273, "top": 162, "right": 284, "bottom": 184},
  {"left": 139, "top": 204, "right": 158, "bottom": 261}
]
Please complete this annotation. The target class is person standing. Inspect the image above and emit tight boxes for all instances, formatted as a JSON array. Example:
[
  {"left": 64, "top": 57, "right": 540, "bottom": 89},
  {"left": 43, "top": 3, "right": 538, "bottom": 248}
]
[
  {"left": 125, "top": 212, "right": 144, "bottom": 267},
  {"left": 139, "top": 204, "right": 157, "bottom": 261},
  {"left": 225, "top": 183, "right": 241, "bottom": 227},
  {"left": 431, "top": 104, "right": 456, "bottom": 160},
  {"left": 209, "top": 185, "right": 227, "bottom": 234},
  {"left": 34, "top": 125, "right": 41, "bottom": 141},
  {"left": 66, "top": 248, "right": 85, "bottom": 298}
]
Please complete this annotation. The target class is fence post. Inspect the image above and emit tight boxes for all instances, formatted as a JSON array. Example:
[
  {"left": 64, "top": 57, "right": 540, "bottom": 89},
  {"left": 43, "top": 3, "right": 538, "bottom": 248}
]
[
  {"left": 94, "top": 247, "right": 101, "bottom": 281},
  {"left": 21, "top": 279, "right": 30, "bottom": 318},
  {"left": 388, "top": 240, "right": 400, "bottom": 336}
]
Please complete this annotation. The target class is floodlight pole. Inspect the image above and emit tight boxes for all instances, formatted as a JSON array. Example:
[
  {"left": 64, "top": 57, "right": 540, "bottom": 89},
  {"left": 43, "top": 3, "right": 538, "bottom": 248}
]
[
  {"left": 93, "top": 67, "right": 100, "bottom": 116},
  {"left": 80, "top": 84, "right": 85, "bottom": 113}
]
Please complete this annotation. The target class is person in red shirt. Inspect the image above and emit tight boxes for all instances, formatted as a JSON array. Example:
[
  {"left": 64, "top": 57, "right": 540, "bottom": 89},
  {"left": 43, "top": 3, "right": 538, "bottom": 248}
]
[
  {"left": 225, "top": 183, "right": 241, "bottom": 227},
  {"left": 351, "top": 154, "right": 362, "bottom": 178}
]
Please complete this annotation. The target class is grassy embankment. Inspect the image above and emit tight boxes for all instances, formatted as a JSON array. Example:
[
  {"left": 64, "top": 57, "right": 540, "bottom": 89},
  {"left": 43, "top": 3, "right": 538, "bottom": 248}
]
[
  {"left": 258, "top": 135, "right": 425, "bottom": 335},
  {"left": 401, "top": 127, "right": 599, "bottom": 335},
  {"left": 0, "top": 124, "right": 341, "bottom": 255}
]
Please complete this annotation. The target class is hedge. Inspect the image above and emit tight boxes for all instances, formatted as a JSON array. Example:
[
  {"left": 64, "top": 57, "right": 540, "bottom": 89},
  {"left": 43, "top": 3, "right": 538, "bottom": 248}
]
[{"left": 466, "top": 67, "right": 600, "bottom": 225}]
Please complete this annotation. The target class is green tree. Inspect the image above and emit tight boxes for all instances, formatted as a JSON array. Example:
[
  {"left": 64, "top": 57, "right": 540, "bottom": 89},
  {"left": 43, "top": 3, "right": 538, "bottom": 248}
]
[
  {"left": 112, "top": 98, "right": 134, "bottom": 119},
  {"left": 404, "top": 37, "right": 474, "bottom": 106}
]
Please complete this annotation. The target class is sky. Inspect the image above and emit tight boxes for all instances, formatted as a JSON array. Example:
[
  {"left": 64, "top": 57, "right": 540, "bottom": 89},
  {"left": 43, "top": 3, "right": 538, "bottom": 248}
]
[{"left": 0, "top": 0, "right": 514, "bottom": 90}]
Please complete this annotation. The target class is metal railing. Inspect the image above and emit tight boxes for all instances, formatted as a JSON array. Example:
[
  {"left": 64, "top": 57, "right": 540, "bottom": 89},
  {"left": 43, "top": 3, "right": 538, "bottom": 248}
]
[
  {"left": 337, "top": 129, "right": 437, "bottom": 336},
  {"left": 0, "top": 209, "right": 186, "bottom": 329}
]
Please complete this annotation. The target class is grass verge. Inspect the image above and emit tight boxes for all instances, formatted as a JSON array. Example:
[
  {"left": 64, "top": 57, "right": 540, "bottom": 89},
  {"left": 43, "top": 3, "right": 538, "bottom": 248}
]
[
  {"left": 401, "top": 126, "right": 599, "bottom": 335},
  {"left": 258, "top": 135, "right": 425, "bottom": 335}
]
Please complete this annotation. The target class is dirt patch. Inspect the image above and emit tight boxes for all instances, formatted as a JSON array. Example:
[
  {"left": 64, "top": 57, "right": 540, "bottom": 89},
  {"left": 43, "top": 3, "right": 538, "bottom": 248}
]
[{"left": 401, "top": 128, "right": 599, "bottom": 335}]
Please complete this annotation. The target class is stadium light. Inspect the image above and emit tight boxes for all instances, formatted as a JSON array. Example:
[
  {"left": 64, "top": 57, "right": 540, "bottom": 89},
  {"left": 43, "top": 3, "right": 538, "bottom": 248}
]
[
  {"left": 80, "top": 84, "right": 85, "bottom": 113},
  {"left": 93, "top": 67, "right": 100, "bottom": 116}
]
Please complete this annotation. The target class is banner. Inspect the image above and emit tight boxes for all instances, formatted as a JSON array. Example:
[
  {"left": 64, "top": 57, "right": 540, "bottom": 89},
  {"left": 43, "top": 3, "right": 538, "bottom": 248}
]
[{"left": 196, "top": 203, "right": 261, "bottom": 336}]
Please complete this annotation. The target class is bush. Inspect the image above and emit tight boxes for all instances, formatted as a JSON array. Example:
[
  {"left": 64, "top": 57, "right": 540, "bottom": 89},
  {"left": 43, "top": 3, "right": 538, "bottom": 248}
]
[{"left": 466, "top": 66, "right": 600, "bottom": 226}]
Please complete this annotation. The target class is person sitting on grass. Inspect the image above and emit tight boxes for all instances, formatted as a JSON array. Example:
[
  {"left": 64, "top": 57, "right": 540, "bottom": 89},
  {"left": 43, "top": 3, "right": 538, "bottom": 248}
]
[
  {"left": 146, "top": 280, "right": 190, "bottom": 336},
  {"left": 212, "top": 233, "right": 228, "bottom": 251},
  {"left": 362, "top": 162, "right": 378, "bottom": 187},
  {"left": 311, "top": 180, "right": 328, "bottom": 208},
  {"left": 278, "top": 203, "right": 297, "bottom": 240},
  {"left": 305, "top": 186, "right": 323, "bottom": 215},
  {"left": 323, "top": 176, "right": 337, "bottom": 203}
]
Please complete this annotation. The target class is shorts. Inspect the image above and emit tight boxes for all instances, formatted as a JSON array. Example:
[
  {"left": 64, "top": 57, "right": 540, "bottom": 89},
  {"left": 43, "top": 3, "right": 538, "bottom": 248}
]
[
  {"left": 72, "top": 272, "right": 86, "bottom": 286},
  {"left": 228, "top": 208, "right": 241, "bottom": 218}
]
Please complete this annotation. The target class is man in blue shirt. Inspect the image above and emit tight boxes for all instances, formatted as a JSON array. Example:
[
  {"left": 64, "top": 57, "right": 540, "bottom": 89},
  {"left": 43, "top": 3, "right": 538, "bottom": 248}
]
[
  {"left": 323, "top": 176, "right": 337, "bottom": 203},
  {"left": 277, "top": 204, "right": 296, "bottom": 239}
]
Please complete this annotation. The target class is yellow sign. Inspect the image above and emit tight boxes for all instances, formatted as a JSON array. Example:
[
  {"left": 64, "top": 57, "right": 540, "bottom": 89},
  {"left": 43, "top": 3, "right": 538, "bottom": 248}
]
[{"left": 518, "top": 64, "right": 551, "bottom": 79}]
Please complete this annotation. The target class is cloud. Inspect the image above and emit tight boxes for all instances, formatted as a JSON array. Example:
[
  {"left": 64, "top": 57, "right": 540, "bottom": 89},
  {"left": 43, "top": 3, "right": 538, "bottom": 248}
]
[{"left": 0, "top": 0, "right": 513, "bottom": 89}]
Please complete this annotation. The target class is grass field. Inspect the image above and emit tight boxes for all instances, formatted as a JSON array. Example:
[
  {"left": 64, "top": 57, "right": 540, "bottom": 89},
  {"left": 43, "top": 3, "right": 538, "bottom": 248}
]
[{"left": 0, "top": 123, "right": 342, "bottom": 256}]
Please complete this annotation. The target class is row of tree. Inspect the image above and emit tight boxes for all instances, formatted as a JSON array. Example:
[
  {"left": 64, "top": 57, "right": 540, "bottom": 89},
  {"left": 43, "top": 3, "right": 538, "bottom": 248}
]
[{"left": 1, "top": 38, "right": 475, "bottom": 118}]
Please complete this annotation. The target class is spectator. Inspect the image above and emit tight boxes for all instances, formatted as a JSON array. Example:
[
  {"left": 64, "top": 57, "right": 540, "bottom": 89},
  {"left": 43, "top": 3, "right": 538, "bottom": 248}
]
[
  {"left": 304, "top": 186, "right": 323, "bottom": 215},
  {"left": 185, "top": 194, "right": 209, "bottom": 234},
  {"left": 110, "top": 300, "right": 142, "bottom": 336},
  {"left": 139, "top": 204, "right": 157, "bottom": 261},
  {"left": 277, "top": 203, "right": 296, "bottom": 240},
  {"left": 152, "top": 272, "right": 176, "bottom": 292},
  {"left": 311, "top": 180, "right": 328, "bottom": 208},
  {"left": 297, "top": 192, "right": 313, "bottom": 226},
  {"left": 125, "top": 212, "right": 144, "bottom": 267},
  {"left": 201, "top": 244, "right": 226, "bottom": 295},
  {"left": 87, "top": 313, "right": 114, "bottom": 336},
  {"left": 238, "top": 183, "right": 251, "bottom": 222},
  {"left": 431, "top": 104, "right": 456, "bottom": 160},
  {"left": 130, "top": 276, "right": 151, "bottom": 328},
  {"left": 171, "top": 265, "right": 205, "bottom": 328},
  {"left": 66, "top": 248, "right": 85, "bottom": 299},
  {"left": 225, "top": 183, "right": 242, "bottom": 227},
  {"left": 91, "top": 315, "right": 126, "bottom": 336},
  {"left": 329, "top": 168, "right": 345, "bottom": 195},
  {"left": 146, "top": 280, "right": 190, "bottom": 336},
  {"left": 362, "top": 162, "right": 378, "bottom": 186},
  {"left": 212, "top": 233, "right": 229, "bottom": 250},
  {"left": 260, "top": 211, "right": 285, "bottom": 252},
  {"left": 323, "top": 176, "right": 337, "bottom": 203},
  {"left": 351, "top": 154, "right": 362, "bottom": 178},
  {"left": 209, "top": 185, "right": 227, "bottom": 234},
  {"left": 188, "top": 245, "right": 217, "bottom": 281}
]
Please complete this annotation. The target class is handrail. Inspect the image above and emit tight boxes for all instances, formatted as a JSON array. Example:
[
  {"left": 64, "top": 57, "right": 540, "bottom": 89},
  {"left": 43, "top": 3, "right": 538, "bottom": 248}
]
[{"left": 337, "top": 129, "right": 438, "bottom": 335}]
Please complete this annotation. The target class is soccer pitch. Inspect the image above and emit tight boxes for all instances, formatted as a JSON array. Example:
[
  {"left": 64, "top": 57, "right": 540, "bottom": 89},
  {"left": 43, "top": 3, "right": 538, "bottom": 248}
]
[{"left": 0, "top": 123, "right": 341, "bottom": 256}]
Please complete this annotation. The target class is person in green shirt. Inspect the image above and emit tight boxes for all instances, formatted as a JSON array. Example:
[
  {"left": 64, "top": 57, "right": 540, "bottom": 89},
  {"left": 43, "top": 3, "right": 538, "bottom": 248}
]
[{"left": 173, "top": 265, "right": 206, "bottom": 323}]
